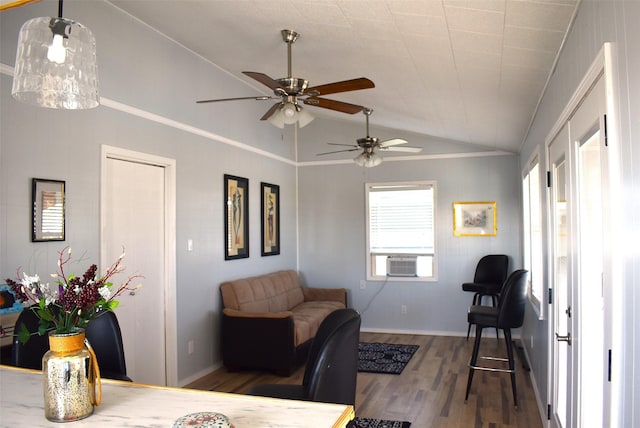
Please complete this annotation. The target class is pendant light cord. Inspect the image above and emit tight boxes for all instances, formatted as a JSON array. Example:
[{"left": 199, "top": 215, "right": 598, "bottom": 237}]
[{"left": 58, "top": 0, "right": 63, "bottom": 18}]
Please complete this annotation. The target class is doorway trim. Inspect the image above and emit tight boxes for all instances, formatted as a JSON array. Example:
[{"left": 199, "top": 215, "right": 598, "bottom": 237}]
[{"left": 100, "top": 144, "right": 178, "bottom": 386}]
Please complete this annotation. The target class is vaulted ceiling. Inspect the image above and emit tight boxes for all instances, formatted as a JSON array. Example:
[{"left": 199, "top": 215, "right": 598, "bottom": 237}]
[{"left": 109, "top": 0, "right": 578, "bottom": 153}]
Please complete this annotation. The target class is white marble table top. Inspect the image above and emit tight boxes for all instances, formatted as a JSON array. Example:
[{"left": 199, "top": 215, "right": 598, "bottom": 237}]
[{"left": 0, "top": 365, "right": 354, "bottom": 427}]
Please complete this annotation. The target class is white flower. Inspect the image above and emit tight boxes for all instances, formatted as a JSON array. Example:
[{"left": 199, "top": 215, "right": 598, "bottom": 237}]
[{"left": 98, "top": 286, "right": 111, "bottom": 301}]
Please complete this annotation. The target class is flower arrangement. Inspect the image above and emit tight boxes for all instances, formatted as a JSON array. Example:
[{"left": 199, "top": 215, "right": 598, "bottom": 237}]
[{"left": 6, "top": 246, "right": 141, "bottom": 343}]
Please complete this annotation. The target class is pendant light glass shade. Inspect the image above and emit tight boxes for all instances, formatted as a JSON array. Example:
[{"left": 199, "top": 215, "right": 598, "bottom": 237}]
[
  {"left": 12, "top": 16, "right": 99, "bottom": 109},
  {"left": 267, "top": 101, "right": 314, "bottom": 128},
  {"left": 354, "top": 152, "right": 383, "bottom": 167}
]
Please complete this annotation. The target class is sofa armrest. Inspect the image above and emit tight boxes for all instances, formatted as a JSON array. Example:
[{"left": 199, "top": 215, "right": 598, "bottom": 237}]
[{"left": 302, "top": 287, "right": 347, "bottom": 305}]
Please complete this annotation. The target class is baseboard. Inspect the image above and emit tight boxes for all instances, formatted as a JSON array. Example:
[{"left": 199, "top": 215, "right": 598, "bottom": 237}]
[
  {"left": 359, "top": 327, "right": 467, "bottom": 337},
  {"left": 520, "top": 342, "right": 548, "bottom": 427},
  {"left": 178, "top": 362, "right": 222, "bottom": 387},
  {"left": 360, "top": 327, "right": 525, "bottom": 340}
]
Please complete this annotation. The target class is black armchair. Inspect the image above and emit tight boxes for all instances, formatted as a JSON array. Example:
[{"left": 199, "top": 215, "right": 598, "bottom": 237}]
[
  {"left": 85, "top": 310, "right": 132, "bottom": 382},
  {"left": 12, "top": 308, "right": 49, "bottom": 370},
  {"left": 248, "top": 308, "right": 361, "bottom": 405}
]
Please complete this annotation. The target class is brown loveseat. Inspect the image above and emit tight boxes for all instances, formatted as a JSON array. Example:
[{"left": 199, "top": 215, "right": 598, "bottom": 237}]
[{"left": 219, "top": 270, "right": 347, "bottom": 375}]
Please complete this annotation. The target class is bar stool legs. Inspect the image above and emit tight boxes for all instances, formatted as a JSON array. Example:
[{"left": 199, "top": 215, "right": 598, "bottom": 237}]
[{"left": 464, "top": 326, "right": 519, "bottom": 407}]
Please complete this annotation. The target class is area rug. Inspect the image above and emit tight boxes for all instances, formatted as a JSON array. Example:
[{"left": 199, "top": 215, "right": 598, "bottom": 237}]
[
  {"left": 358, "top": 342, "right": 419, "bottom": 375},
  {"left": 351, "top": 417, "right": 411, "bottom": 428}
]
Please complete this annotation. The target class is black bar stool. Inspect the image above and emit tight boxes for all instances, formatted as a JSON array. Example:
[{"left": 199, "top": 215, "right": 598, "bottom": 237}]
[
  {"left": 461, "top": 255, "right": 509, "bottom": 340},
  {"left": 464, "top": 269, "right": 528, "bottom": 407}
]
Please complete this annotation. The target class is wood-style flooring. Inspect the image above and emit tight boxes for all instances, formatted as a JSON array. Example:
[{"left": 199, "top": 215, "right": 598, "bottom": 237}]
[{"left": 184, "top": 332, "right": 543, "bottom": 427}]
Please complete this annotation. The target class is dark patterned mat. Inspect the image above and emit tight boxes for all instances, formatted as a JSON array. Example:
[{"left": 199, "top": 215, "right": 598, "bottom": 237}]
[
  {"left": 358, "top": 342, "right": 419, "bottom": 375},
  {"left": 350, "top": 417, "right": 411, "bottom": 428}
]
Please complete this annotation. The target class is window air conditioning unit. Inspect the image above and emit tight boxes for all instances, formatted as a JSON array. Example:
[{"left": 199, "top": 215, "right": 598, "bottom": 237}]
[{"left": 386, "top": 256, "right": 418, "bottom": 277}]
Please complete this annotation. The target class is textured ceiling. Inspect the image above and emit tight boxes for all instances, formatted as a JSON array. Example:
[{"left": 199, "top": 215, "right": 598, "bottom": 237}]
[{"left": 109, "top": 0, "right": 578, "bottom": 153}]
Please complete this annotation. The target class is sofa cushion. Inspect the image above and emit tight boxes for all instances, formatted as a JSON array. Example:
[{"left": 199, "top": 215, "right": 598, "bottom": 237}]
[
  {"left": 221, "top": 270, "right": 304, "bottom": 313},
  {"left": 291, "top": 300, "right": 346, "bottom": 346}
]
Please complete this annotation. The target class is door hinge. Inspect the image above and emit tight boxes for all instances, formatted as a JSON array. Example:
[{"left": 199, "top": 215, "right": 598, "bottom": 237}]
[
  {"left": 548, "top": 288, "right": 553, "bottom": 304},
  {"left": 547, "top": 404, "right": 552, "bottom": 420},
  {"left": 604, "top": 114, "right": 609, "bottom": 147},
  {"left": 608, "top": 349, "right": 612, "bottom": 382},
  {"left": 547, "top": 170, "right": 552, "bottom": 187}
]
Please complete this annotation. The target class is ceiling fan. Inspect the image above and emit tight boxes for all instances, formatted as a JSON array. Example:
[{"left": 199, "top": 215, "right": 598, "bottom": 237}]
[
  {"left": 317, "top": 108, "right": 423, "bottom": 167},
  {"left": 196, "top": 29, "right": 375, "bottom": 128}
]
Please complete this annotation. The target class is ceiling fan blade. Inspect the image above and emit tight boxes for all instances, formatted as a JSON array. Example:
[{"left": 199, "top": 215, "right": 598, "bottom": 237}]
[
  {"left": 379, "top": 138, "right": 408, "bottom": 147},
  {"left": 196, "top": 95, "right": 277, "bottom": 104},
  {"left": 317, "top": 148, "right": 361, "bottom": 156},
  {"left": 327, "top": 143, "right": 359, "bottom": 148},
  {"left": 306, "top": 77, "right": 375, "bottom": 97},
  {"left": 303, "top": 97, "right": 363, "bottom": 114},
  {"left": 0, "top": 0, "right": 40, "bottom": 10},
  {"left": 260, "top": 102, "right": 282, "bottom": 121},
  {"left": 382, "top": 146, "right": 423, "bottom": 153},
  {"left": 242, "top": 71, "right": 284, "bottom": 91}
]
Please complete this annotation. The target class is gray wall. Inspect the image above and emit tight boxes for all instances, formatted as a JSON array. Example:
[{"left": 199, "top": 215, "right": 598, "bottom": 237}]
[
  {"left": 1, "top": 0, "right": 298, "bottom": 384},
  {"left": 297, "top": 114, "right": 523, "bottom": 333},
  {"left": 519, "top": 1, "right": 640, "bottom": 425}
]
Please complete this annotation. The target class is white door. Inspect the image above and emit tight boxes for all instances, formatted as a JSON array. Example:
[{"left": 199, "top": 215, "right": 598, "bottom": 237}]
[
  {"left": 549, "top": 75, "right": 611, "bottom": 427},
  {"left": 569, "top": 76, "right": 608, "bottom": 427},
  {"left": 103, "top": 154, "right": 167, "bottom": 385},
  {"left": 549, "top": 123, "right": 572, "bottom": 428}
]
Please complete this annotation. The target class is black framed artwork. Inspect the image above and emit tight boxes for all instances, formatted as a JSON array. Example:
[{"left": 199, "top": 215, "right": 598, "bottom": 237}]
[
  {"left": 261, "top": 182, "right": 280, "bottom": 256},
  {"left": 32, "top": 178, "right": 65, "bottom": 242},
  {"left": 224, "top": 174, "right": 249, "bottom": 260}
]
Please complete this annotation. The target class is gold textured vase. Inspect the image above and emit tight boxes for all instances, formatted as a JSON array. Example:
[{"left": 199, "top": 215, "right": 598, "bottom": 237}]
[{"left": 42, "top": 330, "right": 101, "bottom": 422}]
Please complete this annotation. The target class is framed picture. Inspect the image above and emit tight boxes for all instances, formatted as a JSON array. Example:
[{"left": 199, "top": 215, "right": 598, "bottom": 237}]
[
  {"left": 261, "top": 182, "right": 280, "bottom": 256},
  {"left": 453, "top": 201, "right": 497, "bottom": 236},
  {"left": 32, "top": 178, "right": 65, "bottom": 242},
  {"left": 224, "top": 174, "right": 249, "bottom": 260}
]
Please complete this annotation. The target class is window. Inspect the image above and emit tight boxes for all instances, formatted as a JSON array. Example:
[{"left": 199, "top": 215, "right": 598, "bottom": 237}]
[
  {"left": 365, "top": 181, "right": 436, "bottom": 281},
  {"left": 522, "top": 157, "right": 544, "bottom": 318}
]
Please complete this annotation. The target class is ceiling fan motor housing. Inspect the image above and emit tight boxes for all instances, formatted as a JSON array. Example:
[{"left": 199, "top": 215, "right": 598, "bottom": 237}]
[{"left": 276, "top": 77, "right": 308, "bottom": 96}]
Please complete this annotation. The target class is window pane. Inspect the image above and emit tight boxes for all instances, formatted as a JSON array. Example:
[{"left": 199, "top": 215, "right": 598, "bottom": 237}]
[{"left": 367, "top": 182, "right": 436, "bottom": 279}]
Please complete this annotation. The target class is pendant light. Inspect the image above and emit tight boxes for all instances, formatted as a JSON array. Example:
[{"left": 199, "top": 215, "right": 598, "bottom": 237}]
[{"left": 11, "top": 0, "right": 99, "bottom": 109}]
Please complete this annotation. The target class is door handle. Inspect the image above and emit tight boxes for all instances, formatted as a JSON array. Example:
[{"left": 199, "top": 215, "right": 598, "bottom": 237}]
[{"left": 555, "top": 332, "right": 572, "bottom": 346}]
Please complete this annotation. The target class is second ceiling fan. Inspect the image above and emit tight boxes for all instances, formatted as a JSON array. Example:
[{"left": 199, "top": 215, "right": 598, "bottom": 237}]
[
  {"left": 197, "top": 29, "right": 375, "bottom": 128},
  {"left": 318, "top": 108, "right": 423, "bottom": 167}
]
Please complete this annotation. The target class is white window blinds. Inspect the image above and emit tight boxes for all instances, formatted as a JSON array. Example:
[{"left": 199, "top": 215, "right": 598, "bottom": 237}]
[{"left": 368, "top": 183, "right": 435, "bottom": 255}]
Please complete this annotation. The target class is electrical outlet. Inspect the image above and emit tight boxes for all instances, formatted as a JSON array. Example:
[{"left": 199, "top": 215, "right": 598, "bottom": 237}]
[
  {"left": 401, "top": 305, "right": 407, "bottom": 315},
  {"left": 188, "top": 340, "right": 195, "bottom": 355},
  {"left": 359, "top": 280, "right": 366, "bottom": 290}
]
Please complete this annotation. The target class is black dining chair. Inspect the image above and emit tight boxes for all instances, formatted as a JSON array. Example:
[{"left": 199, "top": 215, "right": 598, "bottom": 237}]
[
  {"left": 464, "top": 269, "right": 528, "bottom": 407},
  {"left": 248, "top": 308, "right": 361, "bottom": 406},
  {"left": 12, "top": 308, "right": 49, "bottom": 370},
  {"left": 85, "top": 310, "right": 132, "bottom": 382},
  {"left": 462, "top": 254, "right": 509, "bottom": 339}
]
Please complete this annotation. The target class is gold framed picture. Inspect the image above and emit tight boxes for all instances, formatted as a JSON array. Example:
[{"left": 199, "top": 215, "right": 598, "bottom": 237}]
[{"left": 453, "top": 201, "right": 497, "bottom": 236}]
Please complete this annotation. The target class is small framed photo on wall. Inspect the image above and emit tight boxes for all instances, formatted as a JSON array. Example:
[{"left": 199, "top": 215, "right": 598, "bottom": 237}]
[
  {"left": 453, "top": 201, "right": 497, "bottom": 236},
  {"left": 261, "top": 182, "right": 280, "bottom": 256},
  {"left": 32, "top": 178, "right": 65, "bottom": 242}
]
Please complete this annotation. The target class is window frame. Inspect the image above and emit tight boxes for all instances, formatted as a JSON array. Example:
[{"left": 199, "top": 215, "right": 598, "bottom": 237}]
[
  {"left": 365, "top": 181, "right": 437, "bottom": 282},
  {"left": 522, "top": 154, "right": 545, "bottom": 319}
]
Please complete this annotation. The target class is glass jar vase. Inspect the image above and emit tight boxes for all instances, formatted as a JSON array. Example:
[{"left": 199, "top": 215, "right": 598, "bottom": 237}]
[{"left": 42, "top": 330, "right": 99, "bottom": 422}]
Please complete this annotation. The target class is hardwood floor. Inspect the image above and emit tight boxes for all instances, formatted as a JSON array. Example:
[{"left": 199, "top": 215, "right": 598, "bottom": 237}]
[{"left": 185, "top": 332, "right": 543, "bottom": 427}]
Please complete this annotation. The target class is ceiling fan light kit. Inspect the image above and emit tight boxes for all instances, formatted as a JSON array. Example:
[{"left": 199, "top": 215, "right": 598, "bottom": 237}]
[
  {"left": 197, "top": 29, "right": 374, "bottom": 128},
  {"left": 354, "top": 152, "right": 383, "bottom": 168},
  {"left": 11, "top": 0, "right": 99, "bottom": 109}
]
